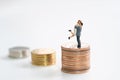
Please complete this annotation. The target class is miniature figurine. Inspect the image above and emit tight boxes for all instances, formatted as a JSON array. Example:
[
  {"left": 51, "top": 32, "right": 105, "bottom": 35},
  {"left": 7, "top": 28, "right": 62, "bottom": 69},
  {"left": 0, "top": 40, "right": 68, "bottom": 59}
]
[{"left": 68, "top": 20, "right": 83, "bottom": 48}]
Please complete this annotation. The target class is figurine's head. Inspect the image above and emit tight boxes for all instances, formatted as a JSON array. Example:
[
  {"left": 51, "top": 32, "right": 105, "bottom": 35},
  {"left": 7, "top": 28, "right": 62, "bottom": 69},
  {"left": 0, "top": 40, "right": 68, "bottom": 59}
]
[{"left": 77, "top": 20, "right": 83, "bottom": 26}]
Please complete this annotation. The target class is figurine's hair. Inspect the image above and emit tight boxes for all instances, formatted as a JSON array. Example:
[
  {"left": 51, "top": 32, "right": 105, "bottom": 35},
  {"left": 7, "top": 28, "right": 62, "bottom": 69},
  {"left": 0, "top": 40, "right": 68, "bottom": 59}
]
[{"left": 78, "top": 20, "right": 83, "bottom": 26}]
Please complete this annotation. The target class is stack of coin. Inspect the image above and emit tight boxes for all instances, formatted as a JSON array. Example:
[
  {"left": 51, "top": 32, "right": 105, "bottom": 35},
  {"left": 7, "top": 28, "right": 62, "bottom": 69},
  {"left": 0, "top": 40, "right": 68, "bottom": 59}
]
[
  {"left": 61, "top": 42, "right": 90, "bottom": 74},
  {"left": 9, "top": 46, "right": 30, "bottom": 58},
  {"left": 31, "top": 48, "right": 56, "bottom": 66}
]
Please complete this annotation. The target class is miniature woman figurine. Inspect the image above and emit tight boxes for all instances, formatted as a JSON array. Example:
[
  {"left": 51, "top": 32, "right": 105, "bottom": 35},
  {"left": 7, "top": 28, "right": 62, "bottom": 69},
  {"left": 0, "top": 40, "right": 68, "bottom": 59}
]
[{"left": 68, "top": 20, "right": 83, "bottom": 48}]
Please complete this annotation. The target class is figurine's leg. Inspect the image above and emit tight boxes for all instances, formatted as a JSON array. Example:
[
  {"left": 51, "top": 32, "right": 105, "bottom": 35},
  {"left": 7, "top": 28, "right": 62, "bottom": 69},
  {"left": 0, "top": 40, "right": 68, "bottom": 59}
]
[
  {"left": 68, "top": 31, "right": 75, "bottom": 40},
  {"left": 77, "top": 36, "right": 81, "bottom": 48},
  {"left": 68, "top": 35, "right": 74, "bottom": 39}
]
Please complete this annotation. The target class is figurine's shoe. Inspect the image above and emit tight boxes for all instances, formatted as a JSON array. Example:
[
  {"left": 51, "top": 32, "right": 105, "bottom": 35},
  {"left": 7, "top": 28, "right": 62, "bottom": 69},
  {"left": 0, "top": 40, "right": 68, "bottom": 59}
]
[
  {"left": 77, "top": 47, "right": 81, "bottom": 48},
  {"left": 68, "top": 37, "right": 70, "bottom": 40},
  {"left": 68, "top": 30, "right": 71, "bottom": 32},
  {"left": 77, "top": 45, "right": 81, "bottom": 48}
]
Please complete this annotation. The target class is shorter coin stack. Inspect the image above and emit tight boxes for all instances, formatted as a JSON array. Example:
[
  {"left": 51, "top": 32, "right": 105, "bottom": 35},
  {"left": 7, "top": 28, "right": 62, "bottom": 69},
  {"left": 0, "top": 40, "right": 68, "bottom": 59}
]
[
  {"left": 9, "top": 46, "right": 30, "bottom": 58},
  {"left": 61, "top": 42, "right": 90, "bottom": 74},
  {"left": 31, "top": 48, "right": 56, "bottom": 66}
]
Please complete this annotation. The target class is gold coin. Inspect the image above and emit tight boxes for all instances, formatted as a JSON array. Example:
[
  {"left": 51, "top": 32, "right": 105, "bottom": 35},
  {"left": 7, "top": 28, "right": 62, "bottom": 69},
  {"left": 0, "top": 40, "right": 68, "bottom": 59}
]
[{"left": 31, "top": 48, "right": 56, "bottom": 66}]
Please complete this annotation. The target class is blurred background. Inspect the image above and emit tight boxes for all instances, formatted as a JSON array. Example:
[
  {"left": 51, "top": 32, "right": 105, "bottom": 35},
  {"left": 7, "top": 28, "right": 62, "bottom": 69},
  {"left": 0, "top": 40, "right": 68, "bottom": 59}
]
[{"left": 0, "top": 0, "right": 120, "bottom": 80}]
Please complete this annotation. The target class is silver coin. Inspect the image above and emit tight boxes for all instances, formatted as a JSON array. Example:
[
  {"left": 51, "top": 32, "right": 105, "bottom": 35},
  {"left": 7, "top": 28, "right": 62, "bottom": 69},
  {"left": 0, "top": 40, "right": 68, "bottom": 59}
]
[{"left": 9, "top": 46, "right": 30, "bottom": 58}]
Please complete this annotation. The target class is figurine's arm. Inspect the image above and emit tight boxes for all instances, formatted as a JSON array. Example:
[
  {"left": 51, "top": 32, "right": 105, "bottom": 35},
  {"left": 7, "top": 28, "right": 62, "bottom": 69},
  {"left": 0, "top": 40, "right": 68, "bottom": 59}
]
[{"left": 70, "top": 31, "right": 75, "bottom": 36}]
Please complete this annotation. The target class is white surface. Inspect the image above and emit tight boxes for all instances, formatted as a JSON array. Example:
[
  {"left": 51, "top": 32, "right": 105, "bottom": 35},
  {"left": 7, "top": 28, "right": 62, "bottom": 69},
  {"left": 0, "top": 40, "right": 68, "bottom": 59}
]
[{"left": 0, "top": 0, "right": 120, "bottom": 80}]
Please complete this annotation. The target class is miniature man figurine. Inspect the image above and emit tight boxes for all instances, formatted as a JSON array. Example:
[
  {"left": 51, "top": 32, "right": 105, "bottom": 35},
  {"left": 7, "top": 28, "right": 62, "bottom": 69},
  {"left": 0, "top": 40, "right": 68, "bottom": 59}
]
[{"left": 68, "top": 20, "right": 83, "bottom": 48}]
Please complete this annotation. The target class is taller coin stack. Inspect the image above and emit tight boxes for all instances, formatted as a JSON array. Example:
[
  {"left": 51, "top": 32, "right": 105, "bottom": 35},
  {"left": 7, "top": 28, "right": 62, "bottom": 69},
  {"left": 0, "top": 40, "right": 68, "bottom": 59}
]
[
  {"left": 31, "top": 48, "right": 56, "bottom": 66},
  {"left": 61, "top": 42, "right": 90, "bottom": 74}
]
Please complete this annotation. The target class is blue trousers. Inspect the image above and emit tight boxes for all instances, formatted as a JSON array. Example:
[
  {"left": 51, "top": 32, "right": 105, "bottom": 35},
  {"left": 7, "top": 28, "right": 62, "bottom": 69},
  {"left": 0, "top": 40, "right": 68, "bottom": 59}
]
[{"left": 76, "top": 36, "right": 81, "bottom": 48}]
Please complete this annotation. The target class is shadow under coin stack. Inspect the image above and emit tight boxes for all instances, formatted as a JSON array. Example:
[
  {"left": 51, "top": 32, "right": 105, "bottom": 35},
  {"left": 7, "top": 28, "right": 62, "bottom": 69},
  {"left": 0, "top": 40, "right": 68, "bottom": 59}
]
[
  {"left": 31, "top": 48, "right": 56, "bottom": 66},
  {"left": 61, "top": 42, "right": 90, "bottom": 74}
]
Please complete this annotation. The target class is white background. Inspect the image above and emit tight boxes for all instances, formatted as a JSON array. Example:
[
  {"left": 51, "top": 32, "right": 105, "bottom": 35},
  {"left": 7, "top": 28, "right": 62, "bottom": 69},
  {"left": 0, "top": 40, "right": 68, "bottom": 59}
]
[{"left": 0, "top": 0, "right": 120, "bottom": 80}]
